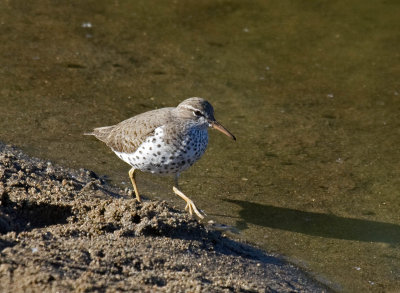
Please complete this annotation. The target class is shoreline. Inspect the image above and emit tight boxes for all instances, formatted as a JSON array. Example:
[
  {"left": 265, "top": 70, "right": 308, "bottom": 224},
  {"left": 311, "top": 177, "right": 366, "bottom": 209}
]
[{"left": 0, "top": 142, "right": 330, "bottom": 292}]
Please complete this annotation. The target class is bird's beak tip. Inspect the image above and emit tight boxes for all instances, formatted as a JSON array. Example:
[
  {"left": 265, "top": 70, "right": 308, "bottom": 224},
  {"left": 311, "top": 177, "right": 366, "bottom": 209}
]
[{"left": 211, "top": 121, "right": 236, "bottom": 141}]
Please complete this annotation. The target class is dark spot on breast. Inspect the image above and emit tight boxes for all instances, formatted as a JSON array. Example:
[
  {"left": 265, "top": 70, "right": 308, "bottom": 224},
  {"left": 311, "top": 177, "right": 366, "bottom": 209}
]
[{"left": 157, "top": 144, "right": 161, "bottom": 148}]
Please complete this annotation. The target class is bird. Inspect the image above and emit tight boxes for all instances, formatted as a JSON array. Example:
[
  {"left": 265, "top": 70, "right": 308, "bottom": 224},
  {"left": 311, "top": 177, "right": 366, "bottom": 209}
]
[{"left": 85, "top": 97, "right": 236, "bottom": 219}]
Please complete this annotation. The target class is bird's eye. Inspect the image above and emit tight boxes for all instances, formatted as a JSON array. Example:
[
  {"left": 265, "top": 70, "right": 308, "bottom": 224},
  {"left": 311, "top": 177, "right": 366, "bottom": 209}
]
[{"left": 193, "top": 110, "right": 203, "bottom": 117}]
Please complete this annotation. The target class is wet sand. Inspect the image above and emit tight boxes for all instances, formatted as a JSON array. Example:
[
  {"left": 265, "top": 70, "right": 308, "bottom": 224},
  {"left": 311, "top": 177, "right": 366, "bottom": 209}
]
[{"left": 0, "top": 142, "right": 329, "bottom": 292}]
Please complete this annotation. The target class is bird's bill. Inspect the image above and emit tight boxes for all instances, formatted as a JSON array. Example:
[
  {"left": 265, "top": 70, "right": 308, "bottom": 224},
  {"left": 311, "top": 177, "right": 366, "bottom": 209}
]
[{"left": 211, "top": 121, "right": 236, "bottom": 141}]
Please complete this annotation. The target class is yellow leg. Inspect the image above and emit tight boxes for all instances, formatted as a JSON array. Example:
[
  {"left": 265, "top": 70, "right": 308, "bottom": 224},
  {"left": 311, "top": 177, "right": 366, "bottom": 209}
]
[
  {"left": 128, "top": 168, "right": 141, "bottom": 202},
  {"left": 172, "top": 186, "right": 204, "bottom": 219}
]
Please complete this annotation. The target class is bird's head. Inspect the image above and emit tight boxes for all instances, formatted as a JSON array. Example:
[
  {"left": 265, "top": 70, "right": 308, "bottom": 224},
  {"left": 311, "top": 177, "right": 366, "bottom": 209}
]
[{"left": 175, "top": 97, "right": 236, "bottom": 140}]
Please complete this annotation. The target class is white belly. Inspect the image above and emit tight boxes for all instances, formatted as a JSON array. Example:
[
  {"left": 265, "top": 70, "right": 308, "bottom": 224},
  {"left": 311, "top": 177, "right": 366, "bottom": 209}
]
[{"left": 113, "top": 126, "right": 208, "bottom": 175}]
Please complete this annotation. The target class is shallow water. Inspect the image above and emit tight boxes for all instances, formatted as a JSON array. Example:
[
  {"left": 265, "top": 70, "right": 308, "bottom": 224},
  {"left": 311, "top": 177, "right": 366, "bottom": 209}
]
[{"left": 1, "top": 0, "right": 399, "bottom": 291}]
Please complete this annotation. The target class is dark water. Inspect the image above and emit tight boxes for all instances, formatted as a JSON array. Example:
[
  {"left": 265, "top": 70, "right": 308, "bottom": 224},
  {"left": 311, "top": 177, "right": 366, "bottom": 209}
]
[{"left": 1, "top": 1, "right": 399, "bottom": 291}]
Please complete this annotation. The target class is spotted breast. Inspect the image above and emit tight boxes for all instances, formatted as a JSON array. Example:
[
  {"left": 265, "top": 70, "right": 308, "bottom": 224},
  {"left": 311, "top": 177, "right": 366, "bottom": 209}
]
[{"left": 114, "top": 124, "right": 208, "bottom": 175}]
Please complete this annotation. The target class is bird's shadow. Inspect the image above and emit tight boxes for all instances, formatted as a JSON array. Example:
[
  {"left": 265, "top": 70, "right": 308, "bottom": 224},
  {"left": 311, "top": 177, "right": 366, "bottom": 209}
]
[{"left": 224, "top": 199, "right": 400, "bottom": 244}]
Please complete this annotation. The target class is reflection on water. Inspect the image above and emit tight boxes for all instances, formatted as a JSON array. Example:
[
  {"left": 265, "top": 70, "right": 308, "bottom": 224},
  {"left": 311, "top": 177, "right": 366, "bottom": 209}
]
[{"left": 1, "top": 0, "right": 399, "bottom": 292}]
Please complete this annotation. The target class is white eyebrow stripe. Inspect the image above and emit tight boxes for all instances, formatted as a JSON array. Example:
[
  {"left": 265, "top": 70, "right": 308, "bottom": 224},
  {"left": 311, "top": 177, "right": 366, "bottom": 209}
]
[{"left": 182, "top": 105, "right": 201, "bottom": 112}]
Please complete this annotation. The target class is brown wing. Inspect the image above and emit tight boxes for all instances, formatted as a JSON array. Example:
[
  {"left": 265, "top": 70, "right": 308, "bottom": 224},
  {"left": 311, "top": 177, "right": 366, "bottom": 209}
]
[{"left": 89, "top": 107, "right": 173, "bottom": 154}]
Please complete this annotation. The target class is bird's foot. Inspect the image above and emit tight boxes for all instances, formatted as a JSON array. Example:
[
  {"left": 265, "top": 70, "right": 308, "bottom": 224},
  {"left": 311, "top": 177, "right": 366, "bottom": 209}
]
[
  {"left": 184, "top": 201, "right": 205, "bottom": 219},
  {"left": 173, "top": 186, "right": 205, "bottom": 219},
  {"left": 127, "top": 189, "right": 142, "bottom": 202}
]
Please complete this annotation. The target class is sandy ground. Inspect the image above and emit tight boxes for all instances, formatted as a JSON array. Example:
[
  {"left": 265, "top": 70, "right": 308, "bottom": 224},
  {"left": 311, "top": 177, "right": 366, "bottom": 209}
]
[{"left": 0, "top": 142, "right": 329, "bottom": 292}]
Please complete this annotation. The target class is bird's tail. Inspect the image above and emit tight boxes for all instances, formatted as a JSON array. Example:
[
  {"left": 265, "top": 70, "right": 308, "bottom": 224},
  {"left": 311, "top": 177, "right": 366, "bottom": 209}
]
[{"left": 84, "top": 125, "right": 115, "bottom": 142}]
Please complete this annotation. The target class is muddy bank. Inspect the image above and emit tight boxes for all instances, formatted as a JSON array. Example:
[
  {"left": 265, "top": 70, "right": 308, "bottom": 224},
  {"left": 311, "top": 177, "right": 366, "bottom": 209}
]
[{"left": 0, "top": 143, "right": 329, "bottom": 292}]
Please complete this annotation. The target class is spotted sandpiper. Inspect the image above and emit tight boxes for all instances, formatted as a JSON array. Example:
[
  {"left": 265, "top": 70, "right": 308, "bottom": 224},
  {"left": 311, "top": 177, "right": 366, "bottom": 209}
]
[{"left": 85, "top": 97, "right": 236, "bottom": 219}]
